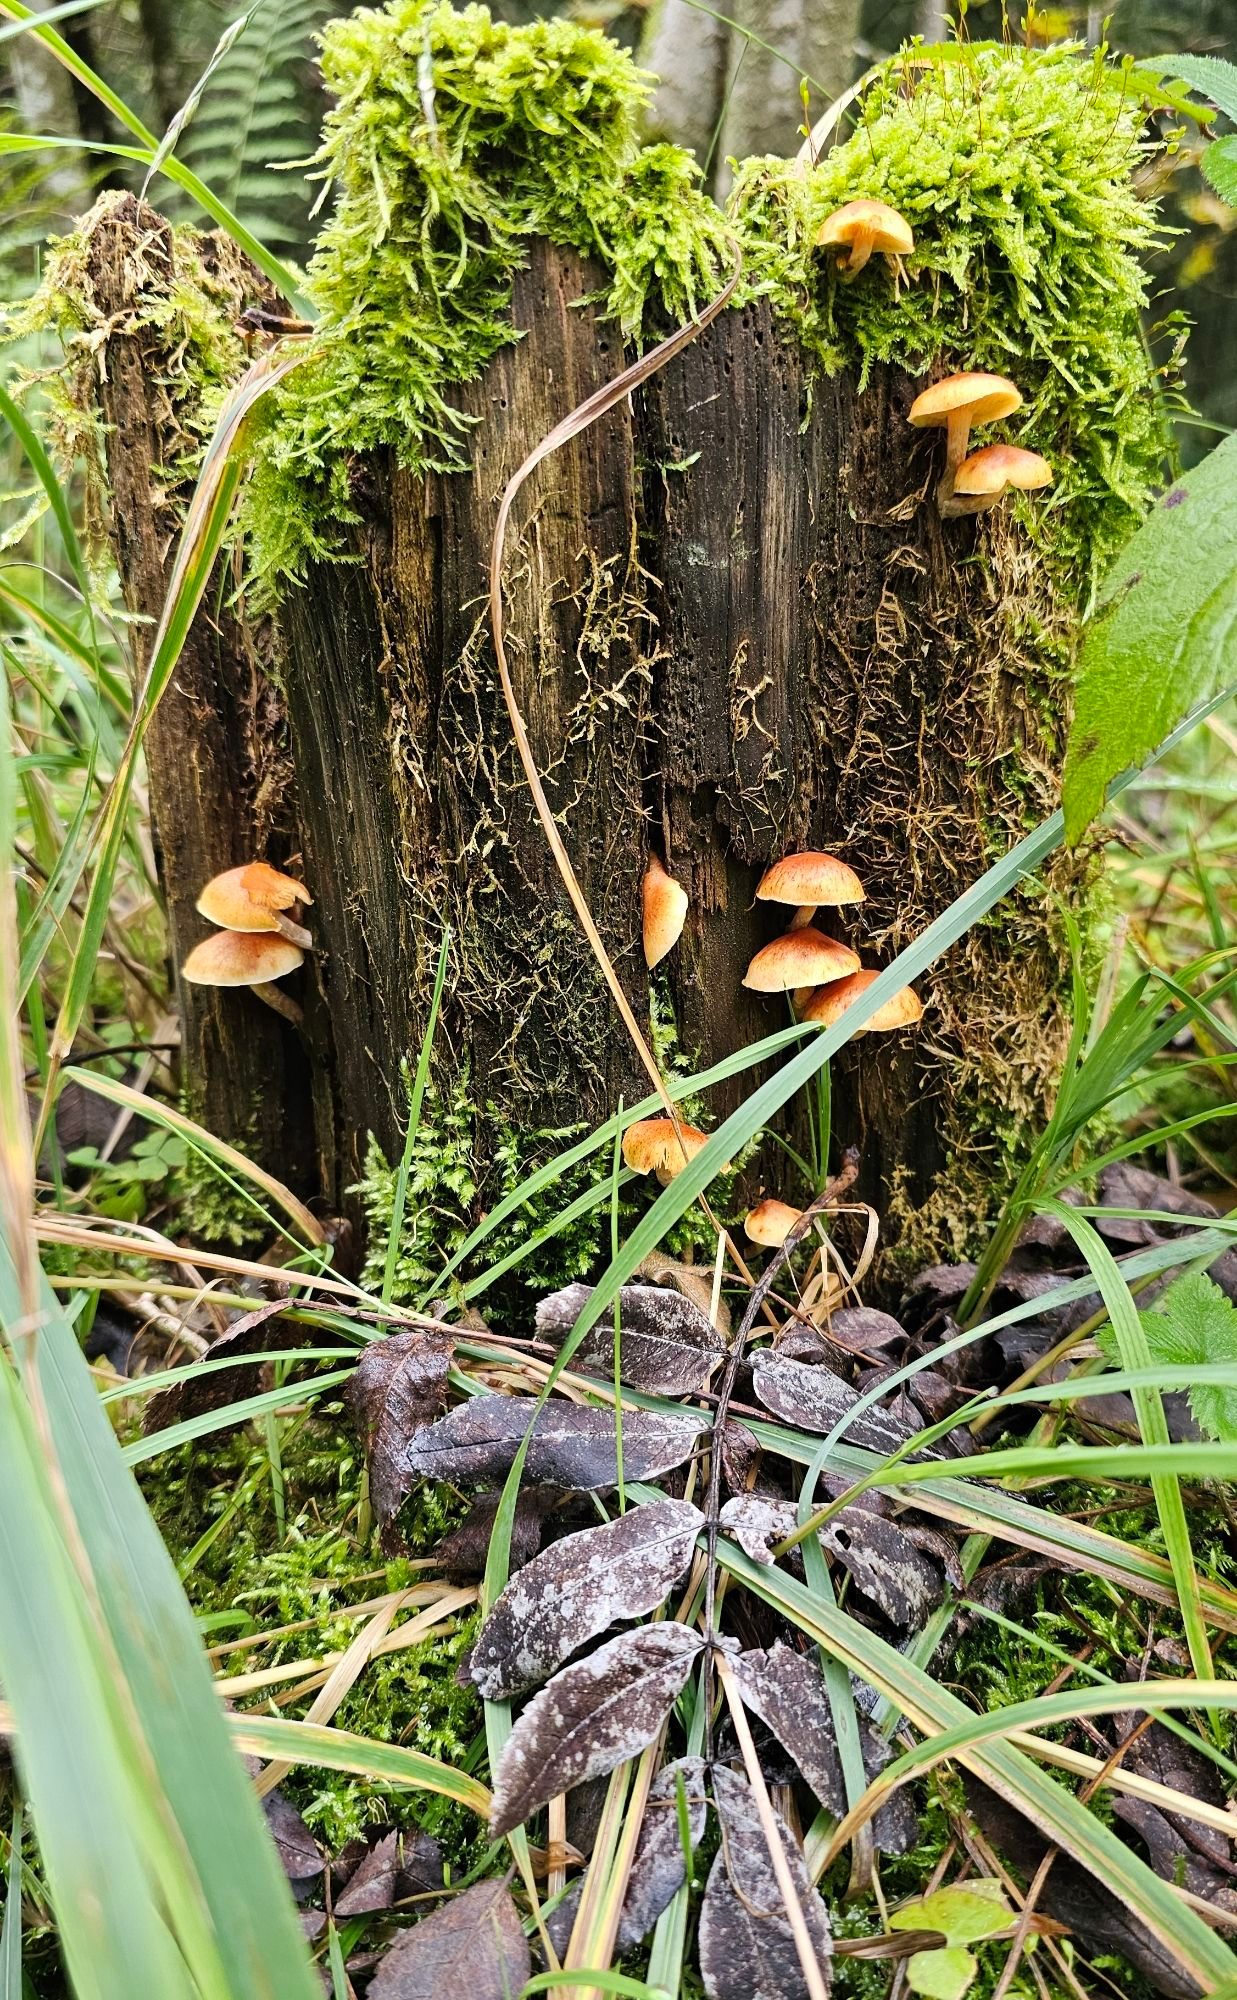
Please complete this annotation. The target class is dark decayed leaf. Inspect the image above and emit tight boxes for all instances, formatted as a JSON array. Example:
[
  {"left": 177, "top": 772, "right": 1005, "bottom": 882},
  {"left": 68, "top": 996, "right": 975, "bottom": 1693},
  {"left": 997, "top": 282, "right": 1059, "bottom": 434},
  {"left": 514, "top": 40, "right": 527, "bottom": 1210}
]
[
  {"left": 435, "top": 1488, "right": 550, "bottom": 1579},
  {"left": 346, "top": 1330, "right": 452, "bottom": 1543},
  {"left": 145, "top": 1300, "right": 300, "bottom": 1432},
  {"left": 367, "top": 1878, "right": 530, "bottom": 1999},
  {"left": 334, "top": 1830, "right": 401, "bottom": 1916},
  {"left": 617, "top": 1755, "right": 709, "bottom": 1948},
  {"left": 263, "top": 1786, "right": 323, "bottom": 1882},
  {"left": 717, "top": 1493, "right": 943, "bottom": 1629},
  {"left": 729, "top": 1643, "right": 915, "bottom": 1854},
  {"left": 489, "top": 1624, "right": 706, "bottom": 1837},
  {"left": 537, "top": 1281, "right": 725, "bottom": 1394},
  {"left": 751, "top": 1351, "right": 933, "bottom": 1457},
  {"left": 470, "top": 1498, "right": 704, "bottom": 1701},
  {"left": 332, "top": 1827, "right": 443, "bottom": 1913},
  {"left": 1097, "top": 1163, "right": 1217, "bottom": 1246},
  {"left": 406, "top": 1396, "right": 706, "bottom": 1490},
  {"left": 821, "top": 1308, "right": 906, "bottom": 1354},
  {"left": 720, "top": 1419, "right": 761, "bottom": 1494},
  {"left": 698, "top": 1765, "right": 832, "bottom": 2000}
]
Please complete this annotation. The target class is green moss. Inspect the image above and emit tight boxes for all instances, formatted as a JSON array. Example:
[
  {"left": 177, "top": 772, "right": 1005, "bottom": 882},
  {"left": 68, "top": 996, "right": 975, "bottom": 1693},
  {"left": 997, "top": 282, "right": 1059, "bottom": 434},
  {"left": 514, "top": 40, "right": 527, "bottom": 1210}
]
[
  {"left": 143, "top": 1418, "right": 486, "bottom": 1863},
  {"left": 729, "top": 41, "right": 1178, "bottom": 592},
  {"left": 247, "top": 0, "right": 729, "bottom": 589}
]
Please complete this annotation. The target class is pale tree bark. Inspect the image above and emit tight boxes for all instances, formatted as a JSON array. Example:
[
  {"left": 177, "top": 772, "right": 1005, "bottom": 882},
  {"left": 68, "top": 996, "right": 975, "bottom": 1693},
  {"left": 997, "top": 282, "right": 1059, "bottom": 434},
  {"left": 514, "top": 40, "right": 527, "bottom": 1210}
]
[{"left": 643, "top": 0, "right": 861, "bottom": 196}]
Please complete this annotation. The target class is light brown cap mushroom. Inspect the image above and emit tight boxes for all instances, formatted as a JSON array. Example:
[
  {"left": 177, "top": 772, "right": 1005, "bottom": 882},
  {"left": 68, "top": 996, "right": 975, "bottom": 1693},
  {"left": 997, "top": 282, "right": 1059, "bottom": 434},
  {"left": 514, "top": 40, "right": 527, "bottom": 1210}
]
[
  {"left": 953, "top": 442, "right": 1053, "bottom": 503},
  {"left": 756, "top": 851, "right": 864, "bottom": 910},
  {"left": 197, "top": 864, "right": 313, "bottom": 948},
  {"left": 642, "top": 855, "right": 688, "bottom": 969},
  {"left": 817, "top": 199, "right": 913, "bottom": 277},
  {"left": 801, "top": 967, "right": 923, "bottom": 1034},
  {"left": 181, "top": 930, "right": 304, "bottom": 1024},
  {"left": 622, "top": 1116, "right": 716, "bottom": 1186},
  {"left": 744, "top": 1198, "right": 803, "bottom": 1247},
  {"left": 743, "top": 928, "right": 861, "bottom": 994},
  {"left": 908, "top": 371, "right": 1023, "bottom": 489}
]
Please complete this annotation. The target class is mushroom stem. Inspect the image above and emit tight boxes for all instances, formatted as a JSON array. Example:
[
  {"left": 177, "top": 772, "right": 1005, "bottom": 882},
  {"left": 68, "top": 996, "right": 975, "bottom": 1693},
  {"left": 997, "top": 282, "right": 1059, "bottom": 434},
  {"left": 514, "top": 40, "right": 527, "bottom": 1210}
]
[
  {"left": 936, "top": 410, "right": 974, "bottom": 513},
  {"left": 272, "top": 911, "right": 314, "bottom": 950},
  {"left": 840, "top": 229, "right": 874, "bottom": 278},
  {"left": 252, "top": 982, "right": 304, "bottom": 1026},
  {"left": 787, "top": 904, "right": 817, "bottom": 931},
  {"left": 939, "top": 490, "right": 997, "bottom": 521}
]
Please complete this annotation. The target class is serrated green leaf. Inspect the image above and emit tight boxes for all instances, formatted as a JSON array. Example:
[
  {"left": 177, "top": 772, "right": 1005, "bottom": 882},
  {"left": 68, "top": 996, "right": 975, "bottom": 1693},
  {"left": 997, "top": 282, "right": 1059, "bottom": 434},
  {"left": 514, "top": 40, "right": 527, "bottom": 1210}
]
[
  {"left": 1151, "top": 53, "right": 1237, "bottom": 124},
  {"left": 1203, "top": 136, "right": 1237, "bottom": 206},
  {"left": 1063, "top": 435, "right": 1237, "bottom": 843},
  {"left": 1131, "top": 1273, "right": 1237, "bottom": 1443}
]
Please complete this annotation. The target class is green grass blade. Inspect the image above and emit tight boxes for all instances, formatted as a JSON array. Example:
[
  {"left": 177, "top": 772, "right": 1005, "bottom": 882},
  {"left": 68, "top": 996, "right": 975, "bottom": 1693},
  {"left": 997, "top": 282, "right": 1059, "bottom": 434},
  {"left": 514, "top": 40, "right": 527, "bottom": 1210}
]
[
  {"left": 121, "top": 1367, "right": 354, "bottom": 1464},
  {"left": 382, "top": 930, "right": 449, "bottom": 1305},
  {"left": 226, "top": 1716, "right": 491, "bottom": 1818},
  {"left": 1045, "top": 1200, "right": 1213, "bottom": 1682},
  {"left": 1, "top": 1806, "right": 22, "bottom": 2000}
]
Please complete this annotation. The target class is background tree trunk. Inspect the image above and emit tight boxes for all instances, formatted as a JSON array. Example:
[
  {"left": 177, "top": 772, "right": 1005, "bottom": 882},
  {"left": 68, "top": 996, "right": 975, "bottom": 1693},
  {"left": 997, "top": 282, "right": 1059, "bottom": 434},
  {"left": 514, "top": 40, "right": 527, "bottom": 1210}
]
[
  {"left": 642, "top": 0, "right": 861, "bottom": 196},
  {"left": 279, "top": 239, "right": 1072, "bottom": 1265},
  {"left": 76, "top": 195, "right": 313, "bottom": 1190}
]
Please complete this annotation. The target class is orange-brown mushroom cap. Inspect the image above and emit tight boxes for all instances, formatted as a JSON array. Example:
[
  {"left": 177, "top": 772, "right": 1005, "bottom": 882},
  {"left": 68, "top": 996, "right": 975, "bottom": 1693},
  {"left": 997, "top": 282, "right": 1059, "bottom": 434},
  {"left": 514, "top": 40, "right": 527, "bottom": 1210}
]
[
  {"left": 756, "top": 851, "right": 864, "bottom": 909},
  {"left": 743, "top": 928, "right": 861, "bottom": 994},
  {"left": 801, "top": 967, "right": 923, "bottom": 1034},
  {"left": 622, "top": 1116, "right": 715, "bottom": 1186},
  {"left": 908, "top": 373, "right": 1022, "bottom": 433},
  {"left": 642, "top": 855, "right": 689, "bottom": 969},
  {"left": 197, "top": 864, "right": 309, "bottom": 933},
  {"left": 744, "top": 1198, "right": 803, "bottom": 1248},
  {"left": 817, "top": 199, "right": 913, "bottom": 274},
  {"left": 953, "top": 442, "right": 1053, "bottom": 497},
  {"left": 181, "top": 930, "right": 304, "bottom": 987}
]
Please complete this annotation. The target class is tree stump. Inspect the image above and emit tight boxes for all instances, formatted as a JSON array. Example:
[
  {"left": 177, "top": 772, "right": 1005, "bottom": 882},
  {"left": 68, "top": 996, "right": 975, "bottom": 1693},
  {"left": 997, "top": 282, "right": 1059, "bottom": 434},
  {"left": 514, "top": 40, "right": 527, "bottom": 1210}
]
[
  {"left": 279, "top": 239, "right": 1072, "bottom": 1261},
  {"left": 73, "top": 194, "right": 314, "bottom": 1189}
]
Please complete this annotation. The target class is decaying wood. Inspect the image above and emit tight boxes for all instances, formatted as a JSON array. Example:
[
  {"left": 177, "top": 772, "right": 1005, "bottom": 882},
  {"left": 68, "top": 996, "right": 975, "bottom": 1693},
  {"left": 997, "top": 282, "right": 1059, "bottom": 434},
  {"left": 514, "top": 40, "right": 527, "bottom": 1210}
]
[
  {"left": 78, "top": 194, "right": 312, "bottom": 1191},
  {"left": 282, "top": 239, "right": 1070, "bottom": 1257}
]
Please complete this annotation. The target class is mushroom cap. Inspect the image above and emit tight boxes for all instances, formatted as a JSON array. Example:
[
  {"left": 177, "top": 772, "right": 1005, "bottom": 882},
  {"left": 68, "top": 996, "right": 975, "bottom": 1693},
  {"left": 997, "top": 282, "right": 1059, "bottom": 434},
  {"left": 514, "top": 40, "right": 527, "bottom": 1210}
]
[
  {"left": 182, "top": 930, "right": 304, "bottom": 988},
  {"left": 743, "top": 928, "right": 861, "bottom": 993},
  {"left": 954, "top": 442, "right": 1053, "bottom": 496},
  {"left": 621, "top": 1116, "right": 713, "bottom": 1184},
  {"left": 817, "top": 198, "right": 913, "bottom": 256},
  {"left": 238, "top": 860, "right": 313, "bottom": 909},
  {"left": 908, "top": 372, "right": 1022, "bottom": 430},
  {"left": 197, "top": 864, "right": 310, "bottom": 932},
  {"left": 801, "top": 967, "right": 924, "bottom": 1033},
  {"left": 642, "top": 855, "right": 689, "bottom": 968},
  {"left": 744, "top": 1198, "right": 803, "bottom": 1248},
  {"left": 756, "top": 850, "right": 864, "bottom": 909}
]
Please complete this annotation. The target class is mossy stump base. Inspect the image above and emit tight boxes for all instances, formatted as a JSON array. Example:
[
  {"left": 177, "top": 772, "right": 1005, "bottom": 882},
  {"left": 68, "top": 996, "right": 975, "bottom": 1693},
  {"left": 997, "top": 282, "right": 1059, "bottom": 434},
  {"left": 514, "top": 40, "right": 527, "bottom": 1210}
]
[{"left": 280, "top": 240, "right": 1071, "bottom": 1262}]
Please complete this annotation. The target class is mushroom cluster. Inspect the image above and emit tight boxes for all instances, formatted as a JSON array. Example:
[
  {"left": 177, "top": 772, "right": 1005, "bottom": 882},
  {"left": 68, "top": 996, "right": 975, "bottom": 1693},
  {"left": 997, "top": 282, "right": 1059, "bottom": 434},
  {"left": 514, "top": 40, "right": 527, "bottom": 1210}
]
[
  {"left": 181, "top": 862, "right": 312, "bottom": 1025},
  {"left": 908, "top": 371, "right": 1053, "bottom": 520}
]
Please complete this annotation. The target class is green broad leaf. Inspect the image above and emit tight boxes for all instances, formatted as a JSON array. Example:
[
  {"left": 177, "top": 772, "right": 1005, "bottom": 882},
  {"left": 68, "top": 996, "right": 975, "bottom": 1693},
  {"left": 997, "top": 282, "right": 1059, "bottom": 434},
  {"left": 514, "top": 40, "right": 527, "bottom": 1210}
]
[
  {"left": 1203, "top": 136, "right": 1237, "bottom": 206},
  {"left": 1063, "top": 434, "right": 1237, "bottom": 844},
  {"left": 891, "top": 1881, "right": 1010, "bottom": 1949},
  {"left": 1149, "top": 53, "right": 1237, "bottom": 125},
  {"left": 907, "top": 1945, "right": 979, "bottom": 2000},
  {"left": 1128, "top": 1273, "right": 1237, "bottom": 1444}
]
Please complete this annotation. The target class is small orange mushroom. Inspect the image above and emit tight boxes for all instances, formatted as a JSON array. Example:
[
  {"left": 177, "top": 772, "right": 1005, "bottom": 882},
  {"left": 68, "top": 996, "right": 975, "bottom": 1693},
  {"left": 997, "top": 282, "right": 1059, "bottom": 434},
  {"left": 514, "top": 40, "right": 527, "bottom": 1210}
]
[
  {"left": 622, "top": 1116, "right": 721, "bottom": 1186},
  {"left": 744, "top": 1198, "right": 803, "bottom": 1248},
  {"left": 197, "top": 863, "right": 313, "bottom": 948},
  {"left": 743, "top": 928, "right": 860, "bottom": 997},
  {"left": 945, "top": 442, "right": 1053, "bottom": 519},
  {"left": 801, "top": 967, "right": 923, "bottom": 1037},
  {"left": 181, "top": 930, "right": 305, "bottom": 1024},
  {"left": 817, "top": 199, "right": 913, "bottom": 279},
  {"left": 756, "top": 850, "right": 864, "bottom": 931},
  {"left": 642, "top": 855, "right": 688, "bottom": 969},
  {"left": 908, "top": 372, "right": 1022, "bottom": 513}
]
